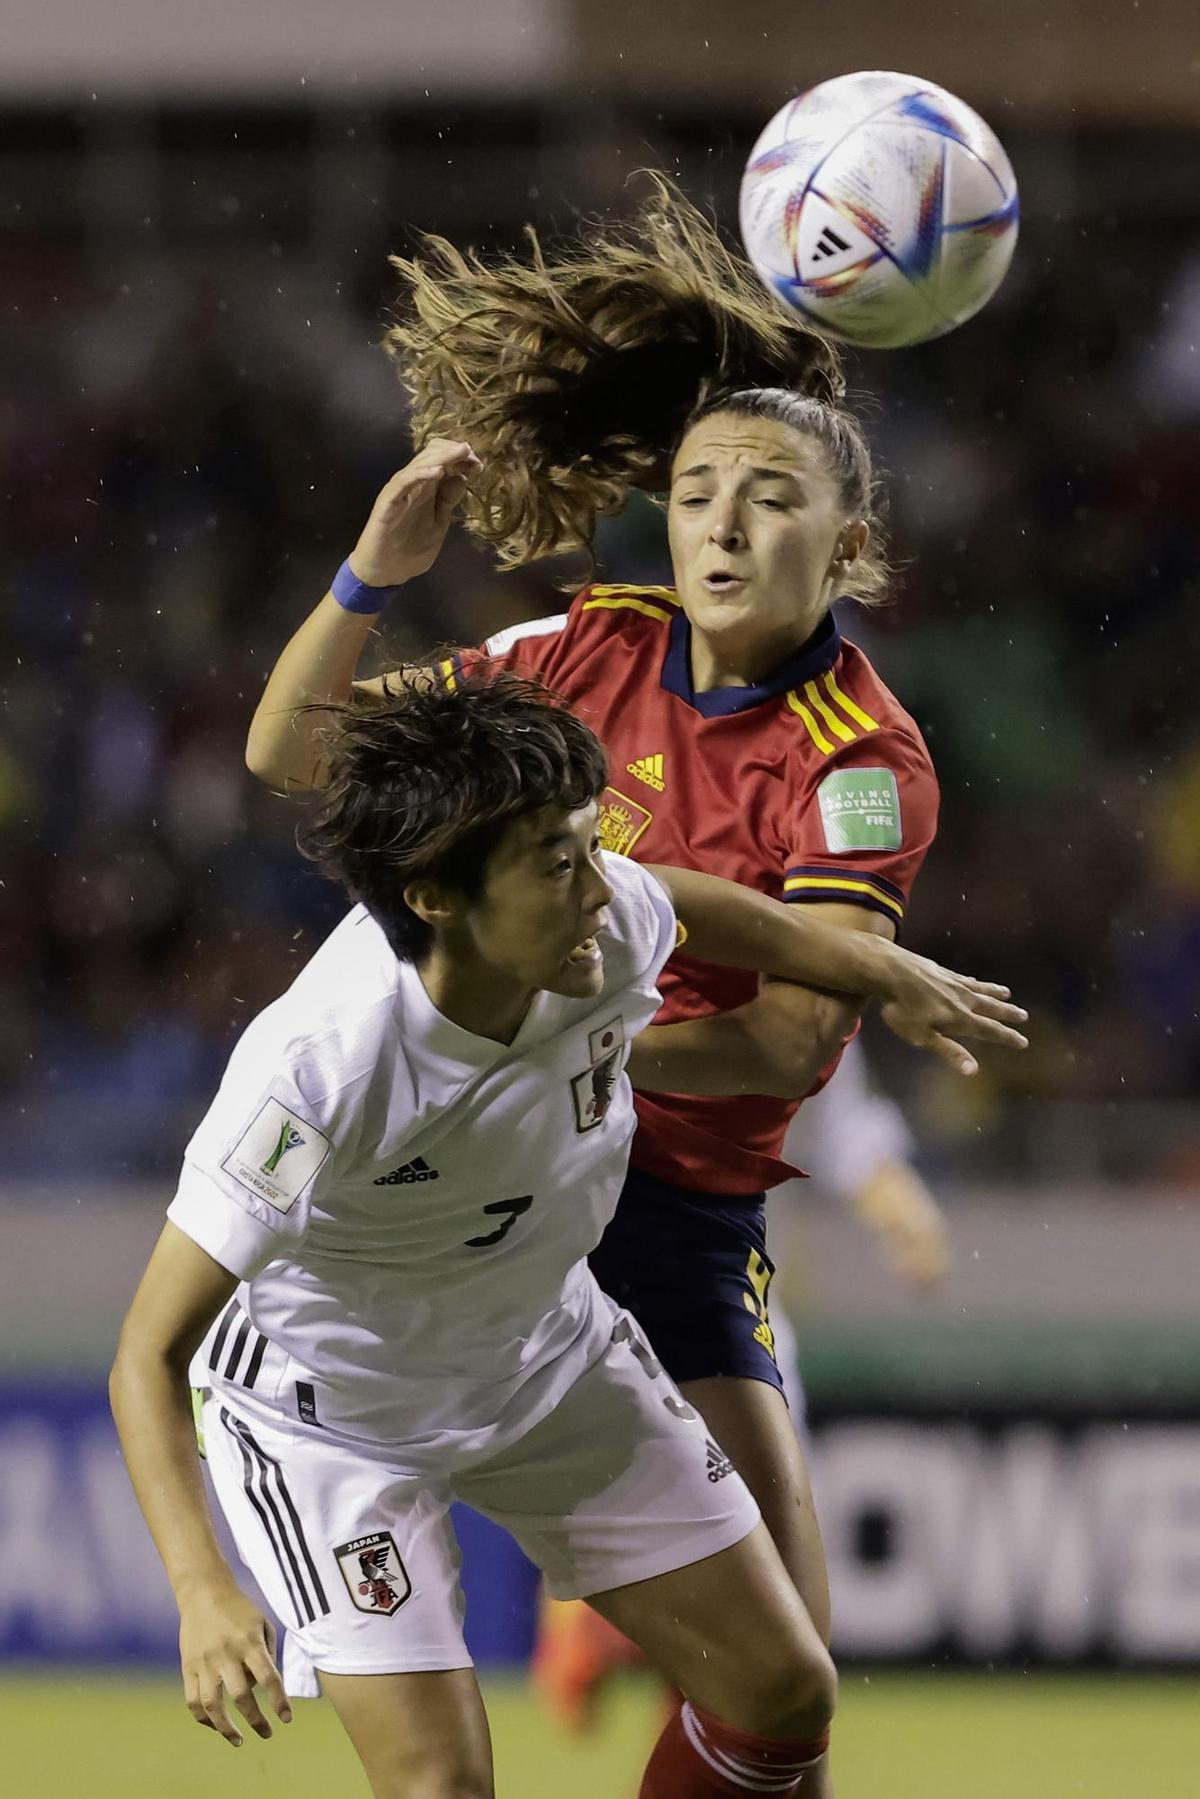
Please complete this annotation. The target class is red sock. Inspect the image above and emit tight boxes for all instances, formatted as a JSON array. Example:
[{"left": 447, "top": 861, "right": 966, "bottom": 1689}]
[{"left": 638, "top": 1700, "right": 829, "bottom": 1796}]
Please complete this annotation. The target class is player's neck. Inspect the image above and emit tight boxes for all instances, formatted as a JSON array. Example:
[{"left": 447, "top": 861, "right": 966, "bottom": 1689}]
[
  {"left": 418, "top": 947, "right": 533, "bottom": 1045},
  {"left": 689, "top": 623, "right": 807, "bottom": 691},
  {"left": 686, "top": 592, "right": 833, "bottom": 691}
]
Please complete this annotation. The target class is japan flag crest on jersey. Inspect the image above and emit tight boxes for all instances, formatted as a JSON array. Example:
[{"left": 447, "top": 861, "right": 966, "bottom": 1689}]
[{"left": 572, "top": 1017, "right": 625, "bottom": 1132}]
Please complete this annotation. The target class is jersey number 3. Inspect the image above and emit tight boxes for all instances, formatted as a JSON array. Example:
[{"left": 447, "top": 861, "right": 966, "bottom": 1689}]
[{"left": 463, "top": 1195, "right": 534, "bottom": 1248}]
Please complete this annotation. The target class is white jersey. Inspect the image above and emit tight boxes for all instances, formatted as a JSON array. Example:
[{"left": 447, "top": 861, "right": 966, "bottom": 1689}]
[{"left": 170, "top": 852, "right": 676, "bottom": 1469}]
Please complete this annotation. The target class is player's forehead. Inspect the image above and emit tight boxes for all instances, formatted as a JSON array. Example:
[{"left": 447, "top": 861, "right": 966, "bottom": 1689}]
[
  {"left": 488, "top": 800, "right": 600, "bottom": 871},
  {"left": 671, "top": 412, "right": 826, "bottom": 483}
]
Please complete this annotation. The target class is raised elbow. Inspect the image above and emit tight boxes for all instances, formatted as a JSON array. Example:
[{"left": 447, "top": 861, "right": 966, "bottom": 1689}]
[
  {"left": 244, "top": 730, "right": 314, "bottom": 794},
  {"left": 109, "top": 1319, "right": 188, "bottom": 1410},
  {"left": 759, "top": 1051, "right": 825, "bottom": 1100},
  {"left": 108, "top": 1333, "right": 136, "bottom": 1424},
  {"left": 758, "top": 999, "right": 862, "bottom": 1099},
  {"left": 244, "top": 729, "right": 286, "bottom": 788}
]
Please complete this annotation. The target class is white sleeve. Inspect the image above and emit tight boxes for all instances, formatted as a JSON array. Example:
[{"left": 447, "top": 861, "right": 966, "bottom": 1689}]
[
  {"left": 167, "top": 1029, "right": 349, "bottom": 1280},
  {"left": 612, "top": 855, "right": 680, "bottom": 985},
  {"left": 484, "top": 613, "right": 569, "bottom": 656},
  {"left": 783, "top": 1037, "right": 914, "bottom": 1204}
]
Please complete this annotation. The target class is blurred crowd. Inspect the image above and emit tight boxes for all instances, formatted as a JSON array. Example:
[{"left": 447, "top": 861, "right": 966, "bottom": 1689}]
[{"left": 4, "top": 120, "right": 1200, "bottom": 1180}]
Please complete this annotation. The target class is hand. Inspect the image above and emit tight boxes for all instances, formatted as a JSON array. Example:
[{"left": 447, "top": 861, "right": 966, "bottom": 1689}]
[
  {"left": 348, "top": 438, "right": 482, "bottom": 587},
  {"left": 853, "top": 1157, "right": 951, "bottom": 1291},
  {"left": 179, "top": 1577, "right": 293, "bottom": 1748},
  {"left": 876, "top": 950, "right": 1028, "bottom": 1076}
]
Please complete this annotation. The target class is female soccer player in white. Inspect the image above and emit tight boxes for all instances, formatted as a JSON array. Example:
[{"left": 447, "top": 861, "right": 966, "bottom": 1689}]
[
  {"left": 243, "top": 179, "right": 983, "bottom": 1793},
  {"left": 112, "top": 672, "right": 1025, "bottom": 1799}
]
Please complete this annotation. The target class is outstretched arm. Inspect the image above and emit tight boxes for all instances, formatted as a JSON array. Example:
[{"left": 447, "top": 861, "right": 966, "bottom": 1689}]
[
  {"left": 245, "top": 441, "right": 479, "bottom": 791},
  {"left": 628, "top": 864, "right": 1027, "bottom": 1092},
  {"left": 632, "top": 902, "right": 884, "bottom": 1098}
]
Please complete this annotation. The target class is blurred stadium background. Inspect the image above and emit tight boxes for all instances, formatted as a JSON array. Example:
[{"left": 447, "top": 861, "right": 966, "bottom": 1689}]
[{"left": 3, "top": 1, "right": 1199, "bottom": 1793}]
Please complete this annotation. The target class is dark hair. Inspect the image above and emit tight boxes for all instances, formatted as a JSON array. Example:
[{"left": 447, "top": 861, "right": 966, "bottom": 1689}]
[
  {"left": 385, "top": 173, "right": 845, "bottom": 567},
  {"left": 684, "top": 387, "right": 890, "bottom": 604},
  {"left": 299, "top": 669, "right": 609, "bottom": 961}
]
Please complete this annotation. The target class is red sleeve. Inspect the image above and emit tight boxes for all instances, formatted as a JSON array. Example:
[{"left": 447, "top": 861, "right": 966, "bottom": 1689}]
[
  {"left": 435, "top": 596, "right": 590, "bottom": 692},
  {"left": 783, "top": 729, "right": 939, "bottom": 930},
  {"left": 479, "top": 608, "right": 575, "bottom": 678},
  {"left": 426, "top": 617, "right": 567, "bottom": 692}
]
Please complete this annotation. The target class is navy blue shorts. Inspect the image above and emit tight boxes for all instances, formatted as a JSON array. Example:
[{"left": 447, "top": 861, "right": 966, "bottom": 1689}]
[{"left": 588, "top": 1166, "right": 782, "bottom": 1391}]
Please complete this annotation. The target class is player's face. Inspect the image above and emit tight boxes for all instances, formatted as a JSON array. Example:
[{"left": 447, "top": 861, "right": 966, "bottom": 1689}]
[
  {"left": 470, "top": 802, "right": 614, "bottom": 1001},
  {"left": 667, "top": 413, "right": 862, "bottom": 662}
]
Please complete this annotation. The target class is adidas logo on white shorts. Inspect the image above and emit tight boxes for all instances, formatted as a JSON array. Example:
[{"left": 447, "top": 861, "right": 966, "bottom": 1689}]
[
  {"left": 705, "top": 1437, "right": 734, "bottom": 1483},
  {"left": 373, "top": 1156, "right": 439, "bottom": 1186}
]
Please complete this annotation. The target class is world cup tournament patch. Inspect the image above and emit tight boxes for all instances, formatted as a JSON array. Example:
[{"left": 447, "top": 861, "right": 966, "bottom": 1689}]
[
  {"left": 221, "top": 1097, "right": 331, "bottom": 1214},
  {"left": 334, "top": 1531, "right": 411, "bottom": 1617},
  {"left": 817, "top": 767, "right": 902, "bottom": 852}
]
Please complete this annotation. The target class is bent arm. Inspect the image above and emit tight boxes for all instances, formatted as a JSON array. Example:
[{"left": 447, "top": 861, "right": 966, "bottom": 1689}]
[
  {"left": 246, "top": 442, "right": 480, "bottom": 791},
  {"left": 646, "top": 865, "right": 901, "bottom": 999},
  {"left": 245, "top": 592, "right": 380, "bottom": 791},
  {"left": 629, "top": 904, "right": 887, "bottom": 1098},
  {"left": 640, "top": 863, "right": 1027, "bottom": 1082},
  {"left": 109, "top": 1221, "right": 240, "bottom": 1603}
]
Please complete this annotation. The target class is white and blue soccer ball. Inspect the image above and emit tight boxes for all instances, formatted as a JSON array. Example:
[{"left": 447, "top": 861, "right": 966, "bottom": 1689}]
[{"left": 739, "top": 71, "right": 1019, "bottom": 350}]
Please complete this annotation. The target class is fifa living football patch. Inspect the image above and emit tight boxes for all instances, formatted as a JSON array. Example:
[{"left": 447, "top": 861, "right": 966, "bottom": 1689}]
[
  {"left": 816, "top": 767, "right": 902, "bottom": 852},
  {"left": 221, "top": 1097, "right": 331, "bottom": 1213}
]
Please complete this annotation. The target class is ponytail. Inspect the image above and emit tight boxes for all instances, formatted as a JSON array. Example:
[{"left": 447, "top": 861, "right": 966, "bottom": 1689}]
[{"left": 385, "top": 174, "right": 845, "bottom": 567}]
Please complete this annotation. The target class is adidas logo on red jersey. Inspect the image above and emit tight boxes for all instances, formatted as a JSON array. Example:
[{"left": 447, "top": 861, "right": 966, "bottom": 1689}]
[
  {"left": 626, "top": 753, "right": 665, "bottom": 792},
  {"left": 373, "top": 1156, "right": 439, "bottom": 1186}
]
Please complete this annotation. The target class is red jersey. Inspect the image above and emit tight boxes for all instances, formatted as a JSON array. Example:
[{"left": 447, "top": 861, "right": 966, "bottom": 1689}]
[{"left": 455, "top": 583, "right": 939, "bottom": 1195}]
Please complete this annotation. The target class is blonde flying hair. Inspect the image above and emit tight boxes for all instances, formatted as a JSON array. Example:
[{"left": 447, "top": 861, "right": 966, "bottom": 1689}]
[{"left": 385, "top": 175, "right": 888, "bottom": 602}]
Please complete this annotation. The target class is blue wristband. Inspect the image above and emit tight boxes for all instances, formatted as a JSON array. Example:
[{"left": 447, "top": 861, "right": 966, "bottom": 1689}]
[{"left": 330, "top": 558, "right": 403, "bottom": 615}]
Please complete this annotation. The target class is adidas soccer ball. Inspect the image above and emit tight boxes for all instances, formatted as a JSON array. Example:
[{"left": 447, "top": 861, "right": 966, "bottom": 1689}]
[{"left": 739, "top": 71, "right": 1018, "bottom": 349}]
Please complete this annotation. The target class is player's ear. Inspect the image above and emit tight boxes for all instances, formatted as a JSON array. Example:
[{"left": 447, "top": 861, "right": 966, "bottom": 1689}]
[
  {"left": 403, "top": 880, "right": 463, "bottom": 930},
  {"left": 830, "top": 519, "right": 869, "bottom": 574}
]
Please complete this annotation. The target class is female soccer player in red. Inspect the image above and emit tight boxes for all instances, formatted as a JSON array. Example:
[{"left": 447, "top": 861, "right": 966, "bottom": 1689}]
[{"left": 247, "top": 181, "right": 952, "bottom": 1796}]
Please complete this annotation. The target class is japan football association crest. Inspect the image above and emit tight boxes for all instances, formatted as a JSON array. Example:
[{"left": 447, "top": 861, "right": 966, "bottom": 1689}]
[
  {"left": 571, "top": 1016, "right": 625, "bottom": 1133},
  {"left": 333, "top": 1531, "right": 411, "bottom": 1617}
]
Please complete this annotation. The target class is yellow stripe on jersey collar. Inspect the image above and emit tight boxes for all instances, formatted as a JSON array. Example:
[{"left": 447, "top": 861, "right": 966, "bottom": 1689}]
[
  {"left": 787, "top": 670, "right": 880, "bottom": 755},
  {"left": 786, "top": 691, "right": 836, "bottom": 754},
  {"left": 583, "top": 585, "right": 679, "bottom": 625},
  {"left": 823, "top": 668, "right": 879, "bottom": 733},
  {"left": 589, "top": 591, "right": 849, "bottom": 724}
]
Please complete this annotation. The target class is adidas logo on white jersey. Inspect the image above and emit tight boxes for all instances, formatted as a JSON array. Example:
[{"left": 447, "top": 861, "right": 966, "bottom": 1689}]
[{"left": 373, "top": 1156, "right": 439, "bottom": 1186}]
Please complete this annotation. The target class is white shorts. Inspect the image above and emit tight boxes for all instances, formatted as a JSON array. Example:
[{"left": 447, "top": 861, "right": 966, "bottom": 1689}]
[{"left": 201, "top": 1309, "right": 759, "bottom": 1696}]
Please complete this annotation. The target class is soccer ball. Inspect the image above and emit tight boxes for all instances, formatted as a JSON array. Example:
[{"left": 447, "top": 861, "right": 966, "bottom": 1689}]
[{"left": 739, "top": 71, "right": 1019, "bottom": 350}]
